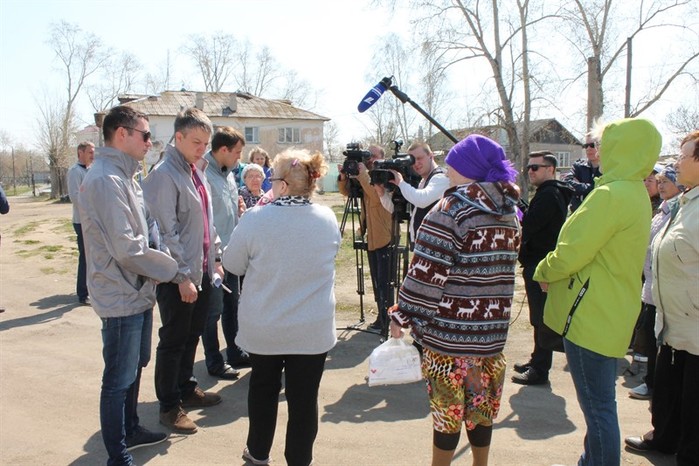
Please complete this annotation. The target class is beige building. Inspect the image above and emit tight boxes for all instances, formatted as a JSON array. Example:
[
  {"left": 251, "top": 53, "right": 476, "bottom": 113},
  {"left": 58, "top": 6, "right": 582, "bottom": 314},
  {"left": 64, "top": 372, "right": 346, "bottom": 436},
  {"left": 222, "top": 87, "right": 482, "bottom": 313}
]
[
  {"left": 428, "top": 118, "right": 584, "bottom": 171},
  {"left": 106, "top": 90, "right": 329, "bottom": 167}
]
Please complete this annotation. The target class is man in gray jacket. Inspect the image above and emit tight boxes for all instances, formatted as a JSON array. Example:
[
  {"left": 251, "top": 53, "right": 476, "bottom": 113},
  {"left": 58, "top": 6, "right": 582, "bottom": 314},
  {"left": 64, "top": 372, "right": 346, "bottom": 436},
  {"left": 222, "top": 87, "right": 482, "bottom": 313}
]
[
  {"left": 67, "top": 140, "right": 94, "bottom": 304},
  {"left": 78, "top": 106, "right": 178, "bottom": 466},
  {"left": 201, "top": 126, "right": 248, "bottom": 379},
  {"left": 143, "top": 108, "right": 225, "bottom": 435}
]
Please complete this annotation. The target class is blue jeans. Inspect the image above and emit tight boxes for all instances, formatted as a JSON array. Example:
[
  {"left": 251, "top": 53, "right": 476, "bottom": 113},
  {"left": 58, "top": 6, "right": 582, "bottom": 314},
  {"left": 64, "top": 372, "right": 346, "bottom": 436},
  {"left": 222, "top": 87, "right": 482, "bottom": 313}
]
[
  {"left": 73, "top": 223, "right": 88, "bottom": 300},
  {"left": 564, "top": 338, "right": 620, "bottom": 466},
  {"left": 100, "top": 309, "right": 152, "bottom": 466},
  {"left": 201, "top": 272, "right": 244, "bottom": 372}
]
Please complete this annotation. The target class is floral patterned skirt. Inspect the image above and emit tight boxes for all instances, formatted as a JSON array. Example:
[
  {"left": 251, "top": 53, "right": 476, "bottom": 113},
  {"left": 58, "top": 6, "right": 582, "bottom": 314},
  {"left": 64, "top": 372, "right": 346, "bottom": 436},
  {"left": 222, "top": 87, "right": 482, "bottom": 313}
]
[{"left": 422, "top": 348, "right": 506, "bottom": 433}]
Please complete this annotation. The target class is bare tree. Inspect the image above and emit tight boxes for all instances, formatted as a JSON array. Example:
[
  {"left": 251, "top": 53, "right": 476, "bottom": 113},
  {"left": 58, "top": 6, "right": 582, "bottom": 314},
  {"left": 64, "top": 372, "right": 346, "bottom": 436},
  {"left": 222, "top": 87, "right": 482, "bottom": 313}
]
[
  {"left": 277, "top": 70, "right": 315, "bottom": 109},
  {"left": 35, "top": 92, "right": 73, "bottom": 198},
  {"left": 364, "top": 33, "right": 419, "bottom": 145},
  {"left": 183, "top": 32, "right": 236, "bottom": 92},
  {"left": 47, "top": 20, "right": 108, "bottom": 198},
  {"left": 145, "top": 50, "right": 173, "bottom": 94},
  {"left": 323, "top": 121, "right": 342, "bottom": 164},
  {"left": 398, "top": 0, "right": 554, "bottom": 188},
  {"left": 665, "top": 103, "right": 699, "bottom": 148},
  {"left": 562, "top": 0, "right": 699, "bottom": 127},
  {"left": 87, "top": 51, "right": 141, "bottom": 112},
  {"left": 234, "top": 43, "right": 280, "bottom": 96},
  {"left": 419, "top": 40, "right": 454, "bottom": 140}
]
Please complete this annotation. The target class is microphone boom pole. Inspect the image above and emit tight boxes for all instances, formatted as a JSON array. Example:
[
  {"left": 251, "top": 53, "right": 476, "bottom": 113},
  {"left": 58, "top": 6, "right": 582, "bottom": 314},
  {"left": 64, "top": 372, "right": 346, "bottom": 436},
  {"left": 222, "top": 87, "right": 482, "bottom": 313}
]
[{"left": 387, "top": 84, "right": 459, "bottom": 144}]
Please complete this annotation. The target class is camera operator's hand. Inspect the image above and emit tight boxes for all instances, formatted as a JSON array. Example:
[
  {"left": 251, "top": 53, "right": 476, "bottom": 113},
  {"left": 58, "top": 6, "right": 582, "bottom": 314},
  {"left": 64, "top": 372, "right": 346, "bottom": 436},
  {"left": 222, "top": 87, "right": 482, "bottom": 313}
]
[
  {"left": 388, "top": 169, "right": 404, "bottom": 186},
  {"left": 337, "top": 164, "right": 349, "bottom": 182},
  {"left": 357, "top": 162, "right": 369, "bottom": 176}
]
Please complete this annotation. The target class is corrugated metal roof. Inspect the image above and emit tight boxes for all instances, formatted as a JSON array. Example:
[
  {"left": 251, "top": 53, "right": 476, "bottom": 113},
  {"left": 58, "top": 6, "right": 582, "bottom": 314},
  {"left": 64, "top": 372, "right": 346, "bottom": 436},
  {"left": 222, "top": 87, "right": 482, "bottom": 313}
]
[{"left": 118, "top": 91, "right": 329, "bottom": 122}]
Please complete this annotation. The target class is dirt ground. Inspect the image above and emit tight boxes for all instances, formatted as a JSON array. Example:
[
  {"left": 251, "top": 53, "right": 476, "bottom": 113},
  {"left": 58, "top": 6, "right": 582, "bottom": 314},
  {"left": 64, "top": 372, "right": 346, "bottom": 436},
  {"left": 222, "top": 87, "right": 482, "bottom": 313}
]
[{"left": 0, "top": 192, "right": 673, "bottom": 465}]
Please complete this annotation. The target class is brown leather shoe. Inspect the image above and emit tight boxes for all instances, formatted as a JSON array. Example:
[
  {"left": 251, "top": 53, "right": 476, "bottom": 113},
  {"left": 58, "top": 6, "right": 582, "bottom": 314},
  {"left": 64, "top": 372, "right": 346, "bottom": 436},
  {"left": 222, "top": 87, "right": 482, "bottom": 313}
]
[
  {"left": 181, "top": 387, "right": 222, "bottom": 409},
  {"left": 159, "top": 406, "right": 197, "bottom": 434}
]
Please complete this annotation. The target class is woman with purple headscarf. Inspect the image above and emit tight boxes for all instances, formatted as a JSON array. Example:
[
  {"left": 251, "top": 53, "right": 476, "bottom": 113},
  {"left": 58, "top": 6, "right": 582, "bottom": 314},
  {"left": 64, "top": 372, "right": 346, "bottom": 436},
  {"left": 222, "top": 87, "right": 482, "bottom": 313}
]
[{"left": 390, "top": 134, "right": 520, "bottom": 466}]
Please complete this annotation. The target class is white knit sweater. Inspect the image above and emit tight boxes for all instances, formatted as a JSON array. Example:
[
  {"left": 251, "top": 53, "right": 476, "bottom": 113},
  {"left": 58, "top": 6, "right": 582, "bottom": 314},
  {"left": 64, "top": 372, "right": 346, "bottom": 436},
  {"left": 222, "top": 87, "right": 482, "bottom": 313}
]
[{"left": 222, "top": 202, "right": 341, "bottom": 355}]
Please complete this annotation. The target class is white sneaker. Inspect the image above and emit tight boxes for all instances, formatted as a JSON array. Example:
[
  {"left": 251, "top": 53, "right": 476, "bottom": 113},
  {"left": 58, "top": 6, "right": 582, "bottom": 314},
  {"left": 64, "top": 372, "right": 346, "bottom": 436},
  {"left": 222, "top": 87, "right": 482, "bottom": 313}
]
[
  {"left": 243, "top": 447, "right": 271, "bottom": 465},
  {"left": 629, "top": 382, "right": 652, "bottom": 400}
]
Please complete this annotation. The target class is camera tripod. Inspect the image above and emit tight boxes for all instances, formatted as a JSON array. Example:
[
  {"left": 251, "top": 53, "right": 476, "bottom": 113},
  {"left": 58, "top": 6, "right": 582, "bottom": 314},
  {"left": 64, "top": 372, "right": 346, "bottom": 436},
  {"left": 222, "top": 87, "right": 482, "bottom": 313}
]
[
  {"left": 338, "top": 177, "right": 412, "bottom": 341},
  {"left": 338, "top": 178, "right": 369, "bottom": 331}
]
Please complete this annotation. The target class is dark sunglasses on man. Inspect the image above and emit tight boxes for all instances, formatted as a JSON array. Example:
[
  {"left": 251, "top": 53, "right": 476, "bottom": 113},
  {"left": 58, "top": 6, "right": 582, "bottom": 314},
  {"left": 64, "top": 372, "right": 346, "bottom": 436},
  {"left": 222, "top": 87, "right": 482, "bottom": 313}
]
[
  {"left": 526, "top": 164, "right": 552, "bottom": 172},
  {"left": 121, "top": 126, "right": 152, "bottom": 142},
  {"left": 581, "top": 142, "right": 597, "bottom": 149}
]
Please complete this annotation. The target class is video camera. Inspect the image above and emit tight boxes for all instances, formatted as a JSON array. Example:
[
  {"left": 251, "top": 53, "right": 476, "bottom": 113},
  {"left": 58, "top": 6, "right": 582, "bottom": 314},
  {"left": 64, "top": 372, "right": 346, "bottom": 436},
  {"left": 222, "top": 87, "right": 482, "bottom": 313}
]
[
  {"left": 369, "top": 140, "right": 416, "bottom": 192},
  {"left": 341, "top": 143, "right": 372, "bottom": 176}
]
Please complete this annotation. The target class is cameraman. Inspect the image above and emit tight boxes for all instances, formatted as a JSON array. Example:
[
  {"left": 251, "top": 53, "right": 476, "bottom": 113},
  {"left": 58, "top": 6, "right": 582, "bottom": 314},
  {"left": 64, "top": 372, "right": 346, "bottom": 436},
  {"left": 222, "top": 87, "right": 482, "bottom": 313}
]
[
  {"left": 378, "top": 141, "right": 450, "bottom": 249},
  {"left": 338, "top": 145, "right": 394, "bottom": 333}
]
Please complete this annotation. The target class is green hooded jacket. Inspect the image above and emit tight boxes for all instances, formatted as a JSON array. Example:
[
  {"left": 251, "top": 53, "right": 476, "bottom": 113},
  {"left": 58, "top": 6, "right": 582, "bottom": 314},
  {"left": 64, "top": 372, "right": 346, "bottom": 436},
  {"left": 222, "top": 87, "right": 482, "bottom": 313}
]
[{"left": 533, "top": 118, "right": 661, "bottom": 357}]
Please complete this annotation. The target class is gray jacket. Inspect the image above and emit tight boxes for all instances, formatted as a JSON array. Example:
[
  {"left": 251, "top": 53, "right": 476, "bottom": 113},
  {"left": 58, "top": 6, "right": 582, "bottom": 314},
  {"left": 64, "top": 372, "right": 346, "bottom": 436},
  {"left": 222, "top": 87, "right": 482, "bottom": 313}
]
[
  {"left": 142, "top": 144, "right": 221, "bottom": 286},
  {"left": 67, "top": 162, "right": 88, "bottom": 223},
  {"left": 204, "top": 151, "right": 239, "bottom": 245},
  {"left": 78, "top": 147, "right": 178, "bottom": 318}
]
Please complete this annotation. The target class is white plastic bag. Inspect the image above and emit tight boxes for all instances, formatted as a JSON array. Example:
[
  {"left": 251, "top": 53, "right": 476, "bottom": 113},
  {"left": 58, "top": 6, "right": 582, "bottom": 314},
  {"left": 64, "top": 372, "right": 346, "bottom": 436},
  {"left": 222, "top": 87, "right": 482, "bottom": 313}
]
[{"left": 367, "top": 337, "right": 422, "bottom": 387}]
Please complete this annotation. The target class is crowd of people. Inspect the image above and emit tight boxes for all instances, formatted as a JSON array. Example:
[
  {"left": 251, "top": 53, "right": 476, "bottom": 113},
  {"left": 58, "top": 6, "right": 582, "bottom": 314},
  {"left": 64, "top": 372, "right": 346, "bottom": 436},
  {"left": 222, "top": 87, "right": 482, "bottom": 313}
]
[{"left": 64, "top": 105, "right": 697, "bottom": 466}]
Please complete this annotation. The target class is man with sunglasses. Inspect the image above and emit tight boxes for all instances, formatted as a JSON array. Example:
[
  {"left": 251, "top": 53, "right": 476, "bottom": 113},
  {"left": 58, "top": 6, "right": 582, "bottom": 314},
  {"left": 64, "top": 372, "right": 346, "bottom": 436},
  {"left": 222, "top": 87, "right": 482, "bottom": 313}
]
[
  {"left": 513, "top": 151, "right": 573, "bottom": 385},
  {"left": 78, "top": 105, "right": 179, "bottom": 465},
  {"left": 565, "top": 134, "right": 602, "bottom": 212}
]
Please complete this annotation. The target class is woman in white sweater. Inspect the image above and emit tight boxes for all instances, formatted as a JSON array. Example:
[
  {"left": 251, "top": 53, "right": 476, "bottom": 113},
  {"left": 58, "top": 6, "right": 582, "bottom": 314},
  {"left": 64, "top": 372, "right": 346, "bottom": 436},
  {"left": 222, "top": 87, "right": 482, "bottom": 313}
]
[{"left": 223, "top": 148, "right": 340, "bottom": 466}]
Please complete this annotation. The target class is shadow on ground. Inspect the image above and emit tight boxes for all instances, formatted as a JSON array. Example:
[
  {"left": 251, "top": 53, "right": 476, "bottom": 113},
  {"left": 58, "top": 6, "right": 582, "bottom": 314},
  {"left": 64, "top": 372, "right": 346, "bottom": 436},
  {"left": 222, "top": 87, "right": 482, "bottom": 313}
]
[{"left": 0, "top": 294, "right": 83, "bottom": 331}]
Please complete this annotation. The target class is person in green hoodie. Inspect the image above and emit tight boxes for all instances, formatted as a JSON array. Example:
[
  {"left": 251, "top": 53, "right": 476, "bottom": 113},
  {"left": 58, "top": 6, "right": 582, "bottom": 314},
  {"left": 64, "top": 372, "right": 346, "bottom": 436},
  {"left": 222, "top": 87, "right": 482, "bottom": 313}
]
[{"left": 534, "top": 118, "right": 661, "bottom": 466}]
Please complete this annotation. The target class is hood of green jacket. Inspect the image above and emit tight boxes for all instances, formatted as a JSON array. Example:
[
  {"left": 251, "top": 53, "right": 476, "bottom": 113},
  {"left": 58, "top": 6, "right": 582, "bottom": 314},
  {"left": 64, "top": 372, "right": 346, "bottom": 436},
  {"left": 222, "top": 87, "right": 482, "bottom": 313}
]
[{"left": 597, "top": 118, "right": 662, "bottom": 185}]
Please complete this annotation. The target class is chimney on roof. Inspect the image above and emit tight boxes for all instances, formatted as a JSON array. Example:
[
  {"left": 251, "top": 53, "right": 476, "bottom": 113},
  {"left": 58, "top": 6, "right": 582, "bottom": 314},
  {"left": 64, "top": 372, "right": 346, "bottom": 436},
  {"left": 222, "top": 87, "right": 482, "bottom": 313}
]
[
  {"left": 195, "top": 92, "right": 204, "bottom": 110},
  {"left": 229, "top": 93, "right": 237, "bottom": 113}
]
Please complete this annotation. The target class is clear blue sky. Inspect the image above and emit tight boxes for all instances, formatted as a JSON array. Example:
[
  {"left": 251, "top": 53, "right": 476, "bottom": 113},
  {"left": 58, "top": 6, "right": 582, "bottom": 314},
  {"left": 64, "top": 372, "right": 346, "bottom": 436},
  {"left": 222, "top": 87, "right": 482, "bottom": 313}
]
[
  {"left": 0, "top": 0, "right": 411, "bottom": 148},
  {"left": 0, "top": 0, "right": 693, "bottom": 153}
]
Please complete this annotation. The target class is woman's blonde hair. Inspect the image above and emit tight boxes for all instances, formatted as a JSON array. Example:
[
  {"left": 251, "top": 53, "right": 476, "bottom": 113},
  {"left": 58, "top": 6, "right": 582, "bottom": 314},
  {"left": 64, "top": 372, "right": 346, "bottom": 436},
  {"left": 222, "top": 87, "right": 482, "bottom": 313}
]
[{"left": 272, "top": 148, "right": 327, "bottom": 198}]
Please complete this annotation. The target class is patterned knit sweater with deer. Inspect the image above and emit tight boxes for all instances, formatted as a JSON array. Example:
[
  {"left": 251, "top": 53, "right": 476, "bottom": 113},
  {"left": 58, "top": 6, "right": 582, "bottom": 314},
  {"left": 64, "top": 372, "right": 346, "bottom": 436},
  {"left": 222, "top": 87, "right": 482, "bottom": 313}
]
[{"left": 391, "top": 181, "right": 521, "bottom": 357}]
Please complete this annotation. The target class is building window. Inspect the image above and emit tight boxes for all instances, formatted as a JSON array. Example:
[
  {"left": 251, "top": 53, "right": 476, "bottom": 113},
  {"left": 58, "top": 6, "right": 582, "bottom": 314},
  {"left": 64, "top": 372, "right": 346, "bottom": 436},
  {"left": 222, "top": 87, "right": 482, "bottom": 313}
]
[
  {"left": 278, "top": 127, "right": 300, "bottom": 144},
  {"left": 245, "top": 127, "right": 259, "bottom": 144},
  {"left": 555, "top": 151, "right": 571, "bottom": 168}
]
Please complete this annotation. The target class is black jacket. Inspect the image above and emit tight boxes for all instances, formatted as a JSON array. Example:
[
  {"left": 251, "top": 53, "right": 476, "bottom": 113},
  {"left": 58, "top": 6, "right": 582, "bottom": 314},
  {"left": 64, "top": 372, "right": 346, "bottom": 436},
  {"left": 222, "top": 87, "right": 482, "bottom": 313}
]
[
  {"left": 564, "top": 159, "right": 601, "bottom": 212},
  {"left": 518, "top": 179, "right": 573, "bottom": 266}
]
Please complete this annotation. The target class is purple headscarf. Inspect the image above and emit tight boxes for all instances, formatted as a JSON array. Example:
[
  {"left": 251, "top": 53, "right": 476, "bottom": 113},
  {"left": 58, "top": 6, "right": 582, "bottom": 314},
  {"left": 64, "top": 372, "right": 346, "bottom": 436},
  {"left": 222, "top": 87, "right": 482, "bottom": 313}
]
[{"left": 445, "top": 134, "right": 518, "bottom": 183}]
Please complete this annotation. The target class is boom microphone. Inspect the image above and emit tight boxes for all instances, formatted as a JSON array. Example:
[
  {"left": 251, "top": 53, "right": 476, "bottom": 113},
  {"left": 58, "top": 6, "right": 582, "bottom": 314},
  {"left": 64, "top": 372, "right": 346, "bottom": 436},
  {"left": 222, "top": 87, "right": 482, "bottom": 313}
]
[{"left": 357, "top": 76, "right": 393, "bottom": 113}]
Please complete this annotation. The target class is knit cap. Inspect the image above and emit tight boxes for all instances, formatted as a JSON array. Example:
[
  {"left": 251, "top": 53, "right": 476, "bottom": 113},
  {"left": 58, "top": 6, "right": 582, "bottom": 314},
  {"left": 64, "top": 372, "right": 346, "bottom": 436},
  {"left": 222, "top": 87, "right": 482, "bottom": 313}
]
[
  {"left": 444, "top": 134, "right": 518, "bottom": 183},
  {"left": 659, "top": 164, "right": 684, "bottom": 190}
]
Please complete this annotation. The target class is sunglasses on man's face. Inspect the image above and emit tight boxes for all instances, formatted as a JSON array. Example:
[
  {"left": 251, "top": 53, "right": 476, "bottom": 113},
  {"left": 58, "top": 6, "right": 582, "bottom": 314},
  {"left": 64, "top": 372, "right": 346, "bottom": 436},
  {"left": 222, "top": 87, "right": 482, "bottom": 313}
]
[
  {"left": 582, "top": 142, "right": 597, "bottom": 149},
  {"left": 526, "top": 164, "right": 552, "bottom": 172},
  {"left": 121, "top": 126, "right": 152, "bottom": 142}
]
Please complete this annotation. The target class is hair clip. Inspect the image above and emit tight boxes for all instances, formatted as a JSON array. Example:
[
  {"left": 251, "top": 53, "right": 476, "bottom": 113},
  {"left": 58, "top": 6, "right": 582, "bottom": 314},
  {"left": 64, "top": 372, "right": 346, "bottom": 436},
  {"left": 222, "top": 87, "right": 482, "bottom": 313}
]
[{"left": 291, "top": 159, "right": 299, "bottom": 167}]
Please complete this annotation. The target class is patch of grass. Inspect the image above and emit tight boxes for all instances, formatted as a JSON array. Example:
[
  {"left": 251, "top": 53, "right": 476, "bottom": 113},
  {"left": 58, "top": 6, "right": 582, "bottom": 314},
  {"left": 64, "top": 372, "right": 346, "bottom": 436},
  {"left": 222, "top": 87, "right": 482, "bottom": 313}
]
[
  {"left": 15, "top": 239, "right": 41, "bottom": 245},
  {"left": 51, "top": 218, "right": 74, "bottom": 235},
  {"left": 13, "top": 221, "right": 42, "bottom": 236},
  {"left": 40, "top": 267, "right": 56, "bottom": 274},
  {"left": 15, "top": 244, "right": 65, "bottom": 259}
]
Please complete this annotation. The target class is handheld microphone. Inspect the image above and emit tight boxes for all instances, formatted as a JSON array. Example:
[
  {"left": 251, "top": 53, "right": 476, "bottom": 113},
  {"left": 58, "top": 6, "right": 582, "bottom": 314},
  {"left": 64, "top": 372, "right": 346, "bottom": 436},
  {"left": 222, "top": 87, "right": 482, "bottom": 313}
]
[{"left": 357, "top": 76, "right": 393, "bottom": 113}]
